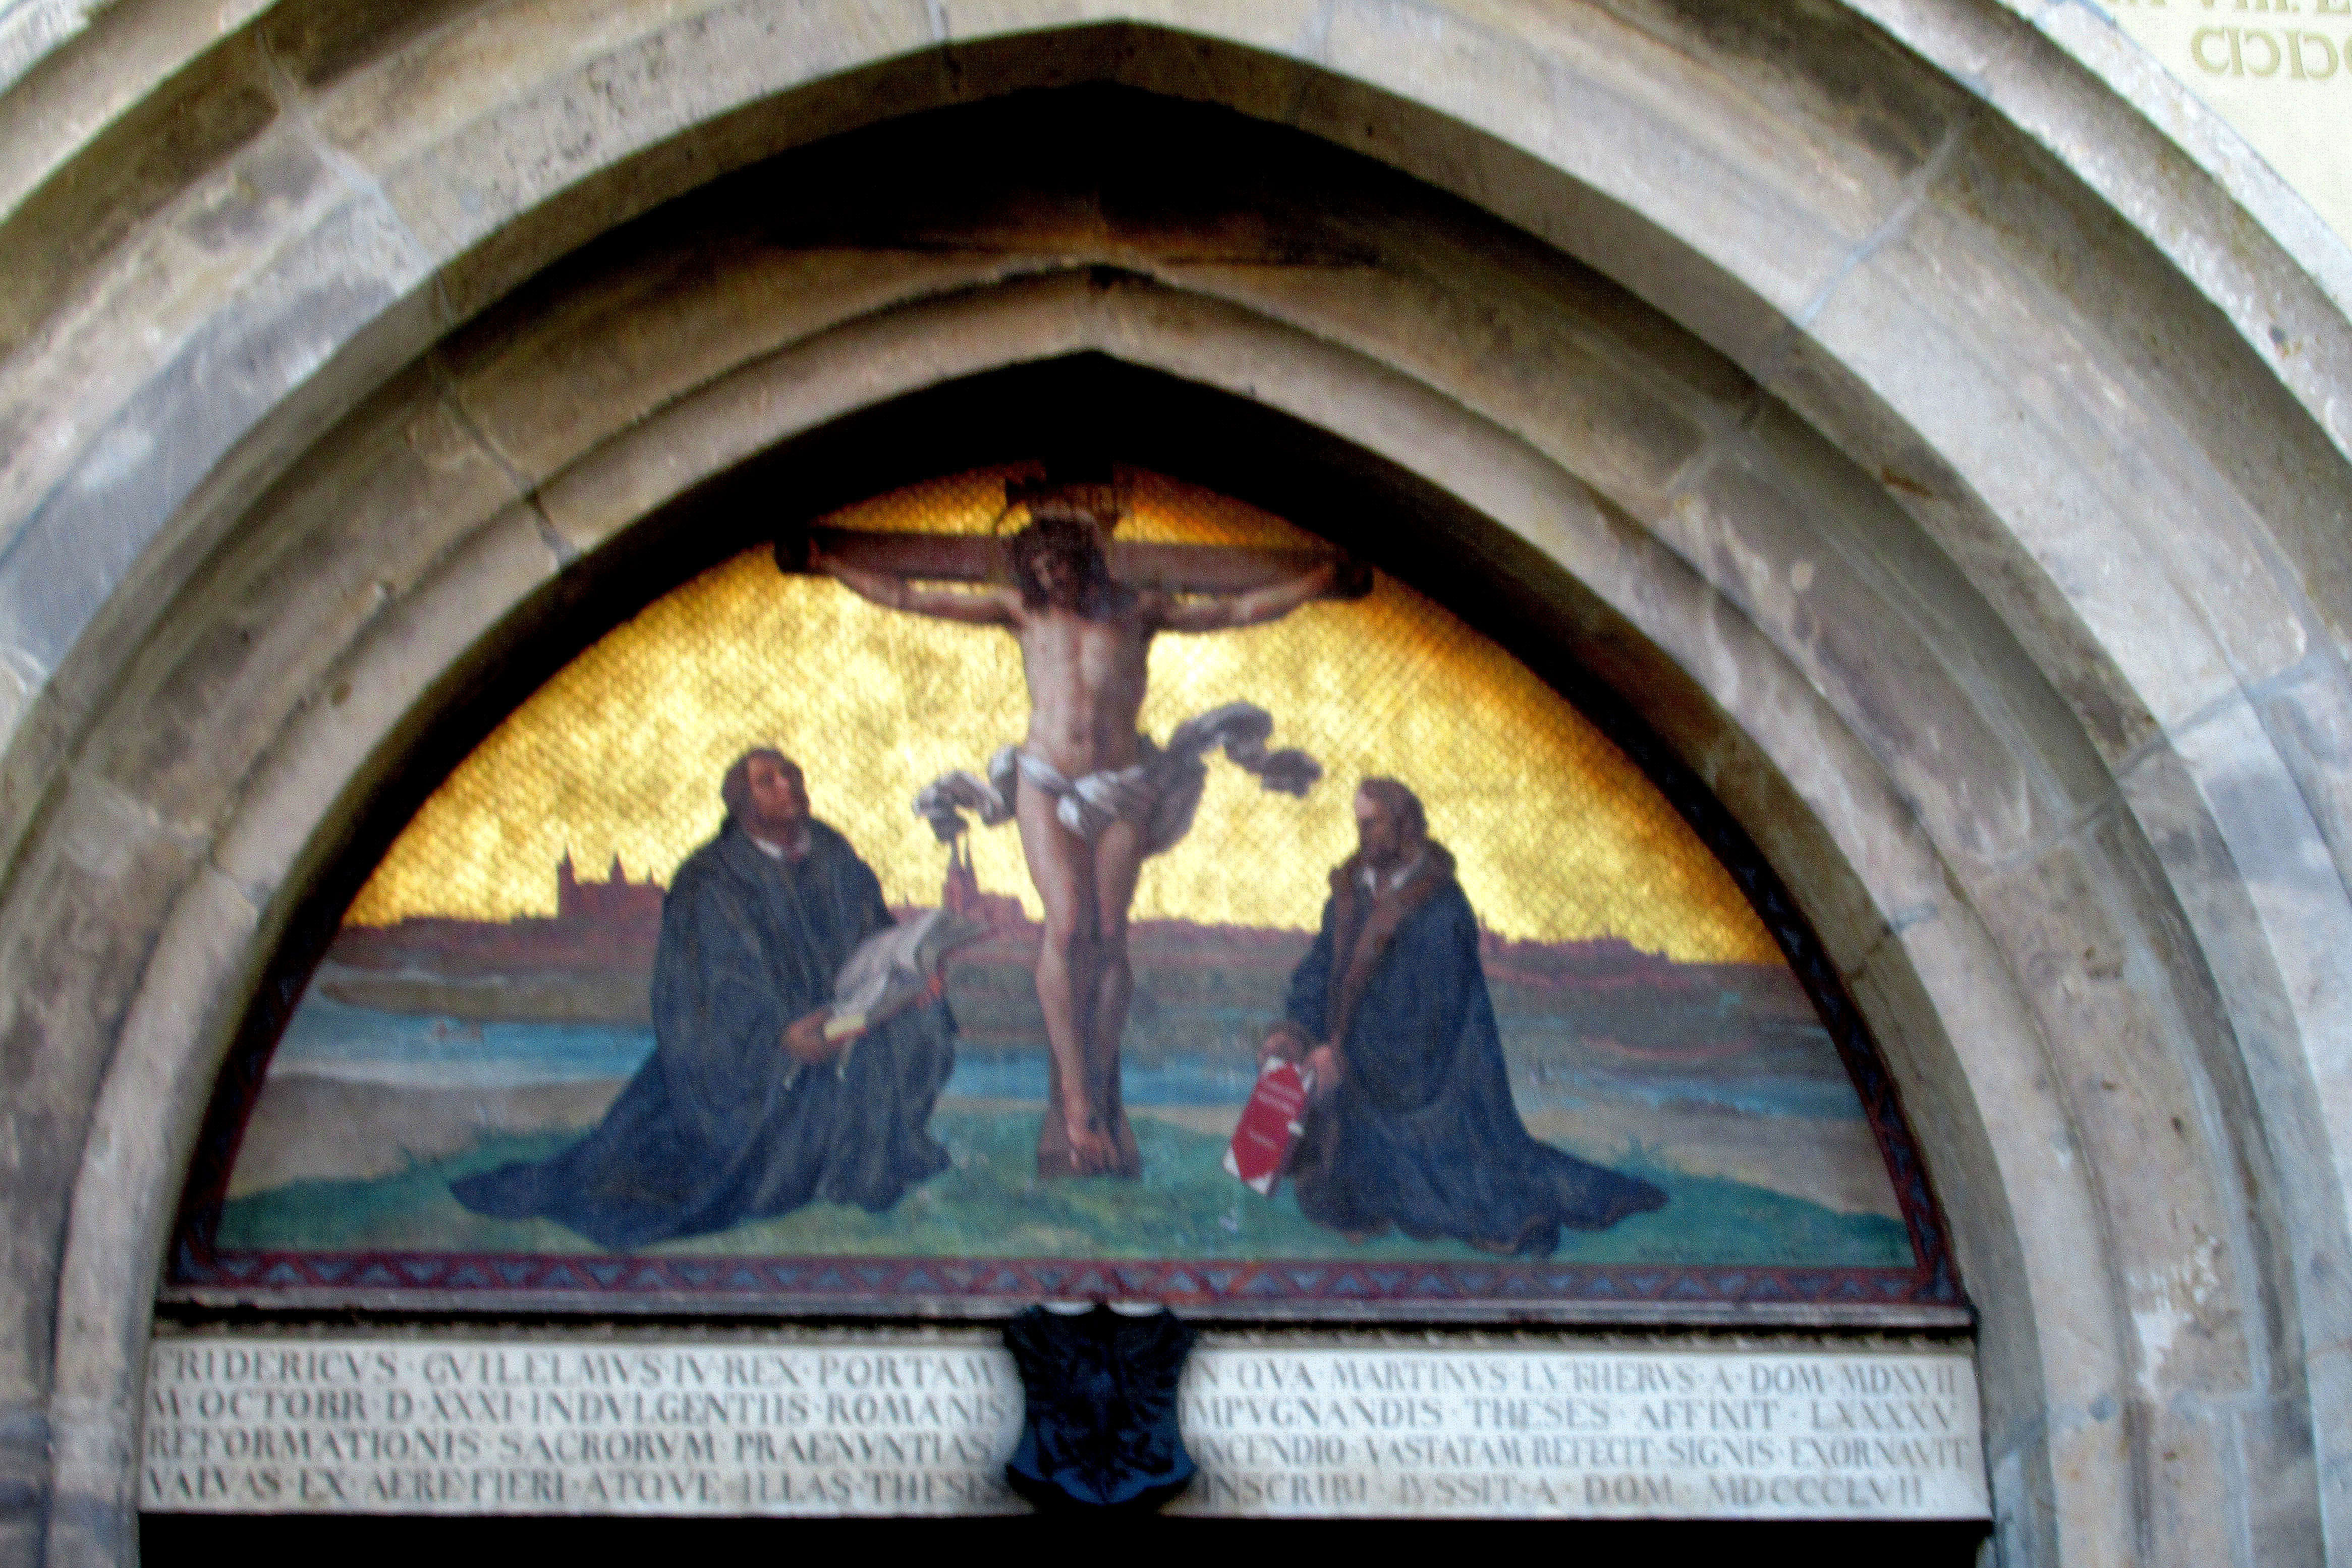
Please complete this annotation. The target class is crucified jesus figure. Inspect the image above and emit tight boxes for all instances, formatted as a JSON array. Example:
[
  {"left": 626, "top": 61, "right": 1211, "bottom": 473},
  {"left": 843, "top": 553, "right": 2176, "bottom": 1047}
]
[{"left": 810, "top": 499, "right": 1357, "bottom": 1178}]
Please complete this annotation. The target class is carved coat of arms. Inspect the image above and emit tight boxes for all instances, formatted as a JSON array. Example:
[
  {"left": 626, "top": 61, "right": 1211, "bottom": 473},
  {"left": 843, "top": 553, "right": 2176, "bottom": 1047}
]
[{"left": 1002, "top": 1304, "right": 1197, "bottom": 1509}]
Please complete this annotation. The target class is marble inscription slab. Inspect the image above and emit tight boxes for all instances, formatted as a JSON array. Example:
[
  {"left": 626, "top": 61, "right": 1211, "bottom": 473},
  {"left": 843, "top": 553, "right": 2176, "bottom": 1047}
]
[{"left": 143, "top": 1331, "right": 1988, "bottom": 1520}]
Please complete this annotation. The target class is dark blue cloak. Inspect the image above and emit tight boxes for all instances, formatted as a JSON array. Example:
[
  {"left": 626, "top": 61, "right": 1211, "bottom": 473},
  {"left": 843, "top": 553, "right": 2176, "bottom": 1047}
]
[
  {"left": 1282, "top": 846, "right": 1666, "bottom": 1254},
  {"left": 451, "top": 819, "right": 954, "bottom": 1249}
]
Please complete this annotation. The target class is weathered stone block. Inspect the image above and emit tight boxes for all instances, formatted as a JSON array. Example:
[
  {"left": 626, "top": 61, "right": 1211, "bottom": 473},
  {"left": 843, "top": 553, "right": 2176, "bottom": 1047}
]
[
  {"left": 0, "top": 187, "right": 429, "bottom": 680},
  {"left": 206, "top": 502, "right": 561, "bottom": 904},
  {"left": 2235, "top": 1391, "right": 2325, "bottom": 1565},
  {"left": 1966, "top": 813, "right": 2257, "bottom": 1401},
  {"left": 445, "top": 244, "right": 996, "bottom": 488},
  {"left": 2249, "top": 659, "right": 2352, "bottom": 919},
  {"left": 0, "top": 32, "right": 274, "bottom": 362},
  {"left": 80, "top": 364, "right": 521, "bottom": 836}
]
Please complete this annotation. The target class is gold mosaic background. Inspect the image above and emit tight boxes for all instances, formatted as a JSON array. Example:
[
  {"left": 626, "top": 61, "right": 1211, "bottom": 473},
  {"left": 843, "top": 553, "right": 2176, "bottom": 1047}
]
[{"left": 347, "top": 469, "right": 1779, "bottom": 966}]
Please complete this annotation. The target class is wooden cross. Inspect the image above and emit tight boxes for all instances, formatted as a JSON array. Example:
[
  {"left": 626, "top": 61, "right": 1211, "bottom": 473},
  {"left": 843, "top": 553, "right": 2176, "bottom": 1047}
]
[{"left": 772, "top": 477, "right": 1369, "bottom": 599}]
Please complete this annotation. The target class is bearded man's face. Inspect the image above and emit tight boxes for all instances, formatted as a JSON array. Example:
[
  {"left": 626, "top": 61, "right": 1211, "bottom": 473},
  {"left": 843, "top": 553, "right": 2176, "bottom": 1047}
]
[
  {"left": 743, "top": 756, "right": 809, "bottom": 839},
  {"left": 1034, "top": 544, "right": 1089, "bottom": 609},
  {"left": 1354, "top": 790, "right": 1411, "bottom": 871}
]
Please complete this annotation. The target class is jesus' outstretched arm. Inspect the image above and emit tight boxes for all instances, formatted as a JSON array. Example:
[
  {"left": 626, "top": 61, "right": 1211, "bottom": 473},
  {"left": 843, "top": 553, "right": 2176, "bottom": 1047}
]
[
  {"left": 1150, "top": 559, "right": 1355, "bottom": 633},
  {"left": 815, "top": 546, "right": 1021, "bottom": 627}
]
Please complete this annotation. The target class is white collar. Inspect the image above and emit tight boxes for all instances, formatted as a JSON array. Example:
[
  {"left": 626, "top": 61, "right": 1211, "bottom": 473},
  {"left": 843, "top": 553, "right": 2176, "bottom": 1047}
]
[
  {"left": 1358, "top": 849, "right": 1425, "bottom": 895},
  {"left": 749, "top": 826, "right": 809, "bottom": 862}
]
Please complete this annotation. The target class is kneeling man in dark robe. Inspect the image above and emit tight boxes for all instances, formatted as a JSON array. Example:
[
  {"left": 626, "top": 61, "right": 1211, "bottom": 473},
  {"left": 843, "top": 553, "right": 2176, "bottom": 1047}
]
[
  {"left": 1262, "top": 778, "right": 1666, "bottom": 1255},
  {"left": 453, "top": 748, "right": 955, "bottom": 1249}
]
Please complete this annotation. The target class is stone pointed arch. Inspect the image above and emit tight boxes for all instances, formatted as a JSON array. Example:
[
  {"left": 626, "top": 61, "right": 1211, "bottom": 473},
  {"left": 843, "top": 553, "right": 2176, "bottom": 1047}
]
[{"left": 0, "top": 10, "right": 2343, "bottom": 1567}]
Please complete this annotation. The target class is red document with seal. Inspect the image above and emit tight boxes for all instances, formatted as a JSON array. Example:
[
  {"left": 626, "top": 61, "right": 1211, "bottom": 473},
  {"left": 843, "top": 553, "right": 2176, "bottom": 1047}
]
[{"left": 1223, "top": 1058, "right": 1315, "bottom": 1195}]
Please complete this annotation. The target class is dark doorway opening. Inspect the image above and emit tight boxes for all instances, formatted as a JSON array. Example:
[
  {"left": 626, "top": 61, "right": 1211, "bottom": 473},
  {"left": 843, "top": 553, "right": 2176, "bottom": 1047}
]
[{"left": 145, "top": 1511, "right": 1992, "bottom": 1562}]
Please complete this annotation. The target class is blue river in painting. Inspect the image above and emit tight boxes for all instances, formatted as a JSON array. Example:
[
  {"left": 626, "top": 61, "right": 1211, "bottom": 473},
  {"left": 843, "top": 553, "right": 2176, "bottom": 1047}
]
[{"left": 272, "top": 995, "right": 1865, "bottom": 1122}]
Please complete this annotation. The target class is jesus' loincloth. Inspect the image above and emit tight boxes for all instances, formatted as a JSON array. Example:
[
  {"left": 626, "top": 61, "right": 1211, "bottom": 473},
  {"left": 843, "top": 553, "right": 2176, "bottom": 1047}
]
[{"left": 914, "top": 701, "right": 1319, "bottom": 852}]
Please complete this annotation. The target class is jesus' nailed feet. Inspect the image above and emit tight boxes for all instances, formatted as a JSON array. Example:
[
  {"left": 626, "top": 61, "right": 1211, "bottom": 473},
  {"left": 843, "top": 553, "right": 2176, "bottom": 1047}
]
[{"left": 1036, "top": 1054, "right": 1143, "bottom": 1180}]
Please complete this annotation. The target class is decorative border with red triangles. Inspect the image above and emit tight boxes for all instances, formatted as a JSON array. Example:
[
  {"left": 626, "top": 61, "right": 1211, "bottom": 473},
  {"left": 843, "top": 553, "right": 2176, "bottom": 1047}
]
[{"left": 163, "top": 1246, "right": 1965, "bottom": 1326}]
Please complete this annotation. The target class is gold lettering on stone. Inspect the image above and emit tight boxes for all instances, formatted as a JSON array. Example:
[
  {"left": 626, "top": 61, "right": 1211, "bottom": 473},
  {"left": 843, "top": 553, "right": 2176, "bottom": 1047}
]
[{"left": 2112, "top": 1, "right": 2352, "bottom": 240}]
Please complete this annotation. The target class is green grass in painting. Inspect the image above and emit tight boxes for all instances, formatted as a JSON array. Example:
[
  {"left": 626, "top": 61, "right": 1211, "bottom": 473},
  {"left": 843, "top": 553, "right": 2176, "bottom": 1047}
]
[{"left": 215, "top": 1108, "right": 1914, "bottom": 1268}]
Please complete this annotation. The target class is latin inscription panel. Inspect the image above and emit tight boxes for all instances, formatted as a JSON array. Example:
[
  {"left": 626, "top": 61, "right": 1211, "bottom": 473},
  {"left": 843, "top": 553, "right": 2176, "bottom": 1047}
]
[{"left": 143, "top": 1331, "right": 1987, "bottom": 1520}]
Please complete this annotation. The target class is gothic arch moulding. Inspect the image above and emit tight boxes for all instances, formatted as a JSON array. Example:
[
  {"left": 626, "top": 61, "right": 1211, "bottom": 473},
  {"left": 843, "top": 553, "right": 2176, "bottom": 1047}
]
[{"left": 0, "top": 9, "right": 2344, "bottom": 1567}]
